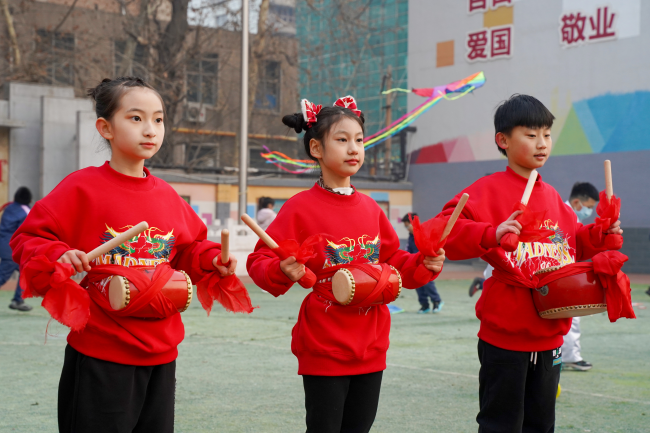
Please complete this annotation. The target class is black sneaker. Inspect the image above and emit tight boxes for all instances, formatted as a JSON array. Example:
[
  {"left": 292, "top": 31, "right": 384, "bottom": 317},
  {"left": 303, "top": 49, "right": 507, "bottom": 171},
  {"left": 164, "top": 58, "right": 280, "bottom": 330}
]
[
  {"left": 9, "top": 300, "right": 33, "bottom": 312},
  {"left": 469, "top": 277, "right": 483, "bottom": 297},
  {"left": 563, "top": 360, "right": 593, "bottom": 371}
]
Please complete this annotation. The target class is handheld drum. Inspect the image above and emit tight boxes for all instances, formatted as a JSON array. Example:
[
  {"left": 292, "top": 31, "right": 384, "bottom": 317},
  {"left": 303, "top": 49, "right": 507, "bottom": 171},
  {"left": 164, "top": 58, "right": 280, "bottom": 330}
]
[
  {"left": 331, "top": 264, "right": 402, "bottom": 307},
  {"left": 532, "top": 265, "right": 606, "bottom": 319},
  {"left": 108, "top": 266, "right": 193, "bottom": 314}
]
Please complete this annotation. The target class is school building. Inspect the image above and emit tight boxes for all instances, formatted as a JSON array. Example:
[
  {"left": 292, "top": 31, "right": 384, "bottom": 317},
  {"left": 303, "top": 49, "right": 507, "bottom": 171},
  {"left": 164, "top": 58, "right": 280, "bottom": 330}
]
[{"left": 405, "top": 0, "right": 650, "bottom": 272}]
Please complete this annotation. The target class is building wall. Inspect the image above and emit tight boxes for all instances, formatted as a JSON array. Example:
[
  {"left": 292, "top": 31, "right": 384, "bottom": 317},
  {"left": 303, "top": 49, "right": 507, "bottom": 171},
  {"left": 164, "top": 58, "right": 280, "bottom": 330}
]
[
  {"left": 0, "top": 127, "right": 8, "bottom": 205},
  {"left": 407, "top": 0, "right": 650, "bottom": 163},
  {"left": 296, "top": 0, "right": 409, "bottom": 137},
  {"left": 166, "top": 180, "right": 414, "bottom": 239}
]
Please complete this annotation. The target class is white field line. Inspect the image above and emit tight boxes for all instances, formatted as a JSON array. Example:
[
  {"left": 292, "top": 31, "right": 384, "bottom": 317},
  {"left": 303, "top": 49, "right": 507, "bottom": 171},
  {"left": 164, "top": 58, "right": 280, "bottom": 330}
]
[{"left": 387, "top": 362, "right": 650, "bottom": 405}]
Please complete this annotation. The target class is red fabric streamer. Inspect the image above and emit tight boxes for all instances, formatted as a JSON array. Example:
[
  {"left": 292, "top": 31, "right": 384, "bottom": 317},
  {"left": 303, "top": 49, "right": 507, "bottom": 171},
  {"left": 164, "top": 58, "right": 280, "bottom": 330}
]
[
  {"left": 195, "top": 257, "right": 255, "bottom": 315},
  {"left": 273, "top": 234, "right": 323, "bottom": 288},
  {"left": 592, "top": 190, "right": 623, "bottom": 250},
  {"left": 409, "top": 214, "right": 448, "bottom": 282},
  {"left": 84, "top": 263, "right": 178, "bottom": 319},
  {"left": 500, "top": 203, "right": 556, "bottom": 252},
  {"left": 491, "top": 250, "right": 635, "bottom": 323},
  {"left": 592, "top": 251, "right": 635, "bottom": 322},
  {"left": 20, "top": 255, "right": 89, "bottom": 331}
]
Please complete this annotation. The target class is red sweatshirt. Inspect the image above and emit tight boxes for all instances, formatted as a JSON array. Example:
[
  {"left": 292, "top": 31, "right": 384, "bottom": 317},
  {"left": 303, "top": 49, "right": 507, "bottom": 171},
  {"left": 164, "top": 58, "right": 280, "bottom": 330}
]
[
  {"left": 440, "top": 167, "right": 607, "bottom": 352},
  {"left": 247, "top": 184, "right": 437, "bottom": 376},
  {"left": 11, "top": 162, "right": 221, "bottom": 365}
]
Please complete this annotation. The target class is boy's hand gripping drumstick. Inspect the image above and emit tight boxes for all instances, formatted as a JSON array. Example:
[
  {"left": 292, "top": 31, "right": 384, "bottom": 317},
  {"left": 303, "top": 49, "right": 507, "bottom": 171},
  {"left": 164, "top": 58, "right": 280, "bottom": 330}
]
[
  {"left": 86, "top": 222, "right": 149, "bottom": 262},
  {"left": 241, "top": 214, "right": 315, "bottom": 288},
  {"left": 440, "top": 193, "right": 469, "bottom": 243}
]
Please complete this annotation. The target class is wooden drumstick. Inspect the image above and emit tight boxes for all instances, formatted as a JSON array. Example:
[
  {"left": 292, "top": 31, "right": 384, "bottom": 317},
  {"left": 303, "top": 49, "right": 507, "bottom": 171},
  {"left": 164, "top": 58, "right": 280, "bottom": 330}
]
[
  {"left": 604, "top": 160, "right": 613, "bottom": 200},
  {"left": 240, "top": 214, "right": 279, "bottom": 249},
  {"left": 87, "top": 221, "right": 149, "bottom": 262},
  {"left": 521, "top": 169, "right": 538, "bottom": 206},
  {"left": 440, "top": 193, "right": 469, "bottom": 242},
  {"left": 220, "top": 229, "right": 230, "bottom": 264}
]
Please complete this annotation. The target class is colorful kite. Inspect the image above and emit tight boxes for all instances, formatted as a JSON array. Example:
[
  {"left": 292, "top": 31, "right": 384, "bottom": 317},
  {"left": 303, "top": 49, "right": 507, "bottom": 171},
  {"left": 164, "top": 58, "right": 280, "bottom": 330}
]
[{"left": 261, "top": 71, "right": 486, "bottom": 173}]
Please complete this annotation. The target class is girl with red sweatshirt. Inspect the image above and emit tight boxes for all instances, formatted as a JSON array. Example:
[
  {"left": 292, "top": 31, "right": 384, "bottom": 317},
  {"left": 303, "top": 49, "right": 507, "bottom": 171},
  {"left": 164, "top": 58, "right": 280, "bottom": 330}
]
[
  {"left": 11, "top": 77, "right": 236, "bottom": 433},
  {"left": 246, "top": 97, "right": 445, "bottom": 433},
  {"left": 439, "top": 95, "right": 623, "bottom": 432}
]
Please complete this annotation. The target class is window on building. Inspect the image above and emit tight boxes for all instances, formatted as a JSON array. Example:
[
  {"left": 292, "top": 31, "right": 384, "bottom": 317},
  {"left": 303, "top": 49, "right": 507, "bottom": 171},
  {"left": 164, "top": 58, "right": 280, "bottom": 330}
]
[
  {"left": 255, "top": 61, "right": 281, "bottom": 111},
  {"left": 114, "top": 40, "right": 149, "bottom": 78},
  {"left": 35, "top": 30, "right": 74, "bottom": 85},
  {"left": 187, "top": 54, "right": 218, "bottom": 105},
  {"left": 269, "top": 4, "right": 295, "bottom": 25}
]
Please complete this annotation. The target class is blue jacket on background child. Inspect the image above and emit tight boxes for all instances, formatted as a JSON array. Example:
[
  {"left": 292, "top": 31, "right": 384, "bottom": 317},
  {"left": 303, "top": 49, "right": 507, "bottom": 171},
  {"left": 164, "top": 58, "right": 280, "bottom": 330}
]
[{"left": 403, "top": 213, "right": 443, "bottom": 313}]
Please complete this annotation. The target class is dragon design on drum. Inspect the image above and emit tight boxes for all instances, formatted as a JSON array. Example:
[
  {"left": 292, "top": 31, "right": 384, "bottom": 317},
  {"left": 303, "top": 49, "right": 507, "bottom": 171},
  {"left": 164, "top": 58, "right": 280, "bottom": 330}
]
[
  {"left": 97, "top": 224, "right": 176, "bottom": 265},
  {"left": 324, "top": 234, "right": 381, "bottom": 267}
]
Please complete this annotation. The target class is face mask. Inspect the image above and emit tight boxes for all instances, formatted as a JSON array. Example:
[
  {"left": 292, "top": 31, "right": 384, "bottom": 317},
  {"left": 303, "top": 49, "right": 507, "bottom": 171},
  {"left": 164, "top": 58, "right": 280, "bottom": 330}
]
[{"left": 574, "top": 205, "right": 593, "bottom": 222}]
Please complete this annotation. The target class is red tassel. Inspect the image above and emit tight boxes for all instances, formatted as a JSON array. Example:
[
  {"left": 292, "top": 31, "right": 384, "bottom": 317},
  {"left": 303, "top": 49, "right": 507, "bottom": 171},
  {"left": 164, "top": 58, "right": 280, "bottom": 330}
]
[
  {"left": 196, "top": 256, "right": 256, "bottom": 315},
  {"left": 274, "top": 234, "right": 323, "bottom": 288},
  {"left": 593, "top": 190, "right": 623, "bottom": 250},
  {"left": 20, "top": 255, "right": 90, "bottom": 331},
  {"left": 592, "top": 251, "right": 635, "bottom": 322},
  {"left": 410, "top": 214, "right": 448, "bottom": 257},
  {"left": 500, "top": 203, "right": 555, "bottom": 252}
]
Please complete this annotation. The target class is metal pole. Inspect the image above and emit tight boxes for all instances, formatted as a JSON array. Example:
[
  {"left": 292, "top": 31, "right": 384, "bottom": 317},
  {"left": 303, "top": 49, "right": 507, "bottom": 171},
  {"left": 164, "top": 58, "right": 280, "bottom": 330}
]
[{"left": 238, "top": 0, "right": 249, "bottom": 219}]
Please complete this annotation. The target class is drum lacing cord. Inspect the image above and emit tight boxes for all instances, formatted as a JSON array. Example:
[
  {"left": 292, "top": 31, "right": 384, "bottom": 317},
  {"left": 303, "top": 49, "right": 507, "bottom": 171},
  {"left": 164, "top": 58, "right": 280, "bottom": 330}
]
[{"left": 530, "top": 352, "right": 538, "bottom": 370}]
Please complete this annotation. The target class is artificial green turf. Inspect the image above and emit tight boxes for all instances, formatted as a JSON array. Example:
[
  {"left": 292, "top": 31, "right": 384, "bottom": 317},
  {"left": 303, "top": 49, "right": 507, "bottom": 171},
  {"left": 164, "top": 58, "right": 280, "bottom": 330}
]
[{"left": 0, "top": 281, "right": 648, "bottom": 432}]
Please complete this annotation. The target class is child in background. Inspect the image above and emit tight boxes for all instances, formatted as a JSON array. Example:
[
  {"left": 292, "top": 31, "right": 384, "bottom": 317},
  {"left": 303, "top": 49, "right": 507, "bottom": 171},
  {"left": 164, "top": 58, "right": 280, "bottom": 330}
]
[
  {"left": 247, "top": 96, "right": 445, "bottom": 433},
  {"left": 402, "top": 213, "right": 444, "bottom": 313},
  {"left": 0, "top": 187, "right": 33, "bottom": 311},
  {"left": 562, "top": 181, "right": 599, "bottom": 372},
  {"left": 11, "top": 77, "right": 236, "bottom": 433},
  {"left": 438, "top": 95, "right": 622, "bottom": 432},
  {"left": 257, "top": 196, "right": 277, "bottom": 230}
]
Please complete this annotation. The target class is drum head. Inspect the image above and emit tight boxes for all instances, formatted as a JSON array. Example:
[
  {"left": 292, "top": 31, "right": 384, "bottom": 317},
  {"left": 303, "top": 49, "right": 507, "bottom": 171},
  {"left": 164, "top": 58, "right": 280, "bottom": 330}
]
[
  {"left": 108, "top": 276, "right": 129, "bottom": 310},
  {"left": 332, "top": 269, "right": 354, "bottom": 305}
]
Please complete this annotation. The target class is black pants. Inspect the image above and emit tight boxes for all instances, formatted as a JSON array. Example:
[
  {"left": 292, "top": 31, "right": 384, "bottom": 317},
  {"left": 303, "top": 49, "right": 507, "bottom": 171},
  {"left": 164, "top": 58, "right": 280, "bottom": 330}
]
[
  {"left": 477, "top": 339, "right": 561, "bottom": 433},
  {"left": 416, "top": 281, "right": 441, "bottom": 308},
  {"left": 58, "top": 345, "right": 176, "bottom": 433},
  {"left": 303, "top": 371, "right": 383, "bottom": 433}
]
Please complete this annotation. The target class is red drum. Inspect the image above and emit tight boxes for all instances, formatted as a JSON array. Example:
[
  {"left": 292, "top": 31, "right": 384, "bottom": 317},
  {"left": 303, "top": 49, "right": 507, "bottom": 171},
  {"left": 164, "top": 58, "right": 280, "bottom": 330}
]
[
  {"left": 107, "top": 267, "right": 193, "bottom": 314},
  {"left": 331, "top": 264, "right": 402, "bottom": 307},
  {"left": 532, "top": 265, "right": 606, "bottom": 319}
]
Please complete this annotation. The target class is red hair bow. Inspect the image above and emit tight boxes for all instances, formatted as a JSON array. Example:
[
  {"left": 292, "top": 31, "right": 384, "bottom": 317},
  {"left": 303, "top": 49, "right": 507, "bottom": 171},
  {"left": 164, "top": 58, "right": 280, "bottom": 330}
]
[
  {"left": 334, "top": 95, "right": 362, "bottom": 117},
  {"left": 301, "top": 99, "right": 322, "bottom": 128}
]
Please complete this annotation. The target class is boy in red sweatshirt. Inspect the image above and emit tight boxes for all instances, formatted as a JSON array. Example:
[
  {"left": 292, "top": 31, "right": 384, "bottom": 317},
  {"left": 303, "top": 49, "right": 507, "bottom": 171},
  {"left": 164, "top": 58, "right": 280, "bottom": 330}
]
[{"left": 439, "top": 95, "right": 622, "bottom": 432}]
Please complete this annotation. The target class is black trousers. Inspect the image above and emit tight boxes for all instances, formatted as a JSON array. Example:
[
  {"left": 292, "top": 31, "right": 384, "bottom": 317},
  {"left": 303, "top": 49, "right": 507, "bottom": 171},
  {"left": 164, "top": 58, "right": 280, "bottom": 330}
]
[
  {"left": 303, "top": 371, "right": 383, "bottom": 433},
  {"left": 477, "top": 339, "right": 561, "bottom": 433},
  {"left": 58, "top": 345, "right": 176, "bottom": 433}
]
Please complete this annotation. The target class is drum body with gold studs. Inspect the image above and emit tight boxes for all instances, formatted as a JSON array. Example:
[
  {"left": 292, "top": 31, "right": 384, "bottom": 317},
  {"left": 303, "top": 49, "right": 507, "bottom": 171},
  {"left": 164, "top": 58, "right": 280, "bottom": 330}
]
[
  {"left": 108, "top": 266, "right": 193, "bottom": 315},
  {"left": 331, "top": 264, "right": 402, "bottom": 307},
  {"left": 532, "top": 265, "right": 606, "bottom": 319}
]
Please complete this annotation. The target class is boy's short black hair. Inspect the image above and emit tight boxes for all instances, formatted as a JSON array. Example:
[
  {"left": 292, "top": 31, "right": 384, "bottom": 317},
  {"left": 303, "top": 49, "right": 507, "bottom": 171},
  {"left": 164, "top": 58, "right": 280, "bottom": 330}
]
[
  {"left": 494, "top": 94, "right": 556, "bottom": 156},
  {"left": 570, "top": 182, "right": 599, "bottom": 202},
  {"left": 401, "top": 212, "right": 417, "bottom": 223},
  {"left": 14, "top": 187, "right": 32, "bottom": 205}
]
